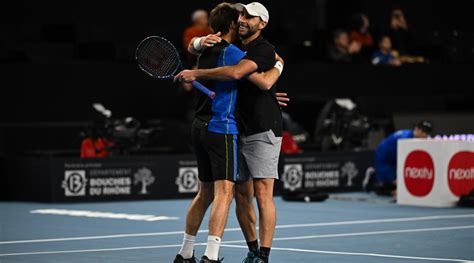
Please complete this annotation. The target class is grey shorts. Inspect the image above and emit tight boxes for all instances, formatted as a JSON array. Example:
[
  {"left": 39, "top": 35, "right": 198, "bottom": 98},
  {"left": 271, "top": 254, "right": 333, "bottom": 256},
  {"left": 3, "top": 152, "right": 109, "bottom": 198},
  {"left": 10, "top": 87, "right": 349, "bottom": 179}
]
[{"left": 238, "top": 130, "right": 282, "bottom": 181}]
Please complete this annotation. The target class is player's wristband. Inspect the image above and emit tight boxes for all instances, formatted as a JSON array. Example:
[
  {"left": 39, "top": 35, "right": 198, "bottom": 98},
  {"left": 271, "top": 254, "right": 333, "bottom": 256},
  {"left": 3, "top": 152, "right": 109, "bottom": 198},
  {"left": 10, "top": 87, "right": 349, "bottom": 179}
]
[
  {"left": 274, "top": 61, "right": 284, "bottom": 75},
  {"left": 193, "top": 37, "right": 204, "bottom": 51}
]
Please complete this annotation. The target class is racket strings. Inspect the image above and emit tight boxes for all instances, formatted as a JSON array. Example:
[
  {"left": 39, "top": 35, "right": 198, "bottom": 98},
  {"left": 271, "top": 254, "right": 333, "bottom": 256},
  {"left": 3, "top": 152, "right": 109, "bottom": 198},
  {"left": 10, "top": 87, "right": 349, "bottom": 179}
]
[{"left": 137, "top": 38, "right": 180, "bottom": 78}]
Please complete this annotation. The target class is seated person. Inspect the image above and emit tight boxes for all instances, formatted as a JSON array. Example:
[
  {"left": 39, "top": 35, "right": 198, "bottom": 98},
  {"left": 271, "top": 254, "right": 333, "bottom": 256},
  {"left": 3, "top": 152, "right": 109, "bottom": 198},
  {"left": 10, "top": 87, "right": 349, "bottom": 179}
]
[
  {"left": 389, "top": 8, "right": 426, "bottom": 63},
  {"left": 374, "top": 121, "right": 433, "bottom": 196},
  {"left": 389, "top": 8, "right": 412, "bottom": 55},
  {"left": 372, "top": 35, "right": 402, "bottom": 66},
  {"left": 349, "top": 13, "right": 374, "bottom": 57},
  {"left": 328, "top": 30, "right": 363, "bottom": 64}
]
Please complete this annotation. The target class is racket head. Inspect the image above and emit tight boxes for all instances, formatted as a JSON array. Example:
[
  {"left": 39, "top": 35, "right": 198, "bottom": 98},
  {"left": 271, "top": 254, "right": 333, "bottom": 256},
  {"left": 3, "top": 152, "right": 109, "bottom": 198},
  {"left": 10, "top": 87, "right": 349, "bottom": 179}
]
[{"left": 135, "top": 36, "right": 181, "bottom": 79}]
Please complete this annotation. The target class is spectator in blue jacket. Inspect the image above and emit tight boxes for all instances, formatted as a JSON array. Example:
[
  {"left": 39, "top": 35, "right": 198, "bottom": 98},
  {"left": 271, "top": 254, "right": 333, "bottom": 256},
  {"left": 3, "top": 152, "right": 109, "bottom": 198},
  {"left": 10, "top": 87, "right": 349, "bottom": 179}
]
[{"left": 372, "top": 35, "right": 402, "bottom": 66}]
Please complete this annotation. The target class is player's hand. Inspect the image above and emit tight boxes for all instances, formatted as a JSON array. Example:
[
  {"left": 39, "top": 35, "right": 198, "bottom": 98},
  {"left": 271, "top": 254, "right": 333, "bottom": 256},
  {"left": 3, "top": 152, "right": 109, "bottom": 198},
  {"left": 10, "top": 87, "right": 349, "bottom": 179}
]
[
  {"left": 201, "top": 32, "right": 222, "bottom": 48},
  {"left": 174, "top": 70, "right": 196, "bottom": 83},
  {"left": 276, "top": 92, "right": 290, "bottom": 107}
]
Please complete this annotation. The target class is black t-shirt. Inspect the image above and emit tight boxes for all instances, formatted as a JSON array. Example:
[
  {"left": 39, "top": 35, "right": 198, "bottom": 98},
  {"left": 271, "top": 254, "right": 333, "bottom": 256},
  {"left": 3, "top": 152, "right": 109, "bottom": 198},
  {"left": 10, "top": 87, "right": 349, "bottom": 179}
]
[
  {"left": 194, "top": 40, "right": 243, "bottom": 128},
  {"left": 193, "top": 42, "right": 226, "bottom": 125},
  {"left": 236, "top": 35, "right": 282, "bottom": 137}
]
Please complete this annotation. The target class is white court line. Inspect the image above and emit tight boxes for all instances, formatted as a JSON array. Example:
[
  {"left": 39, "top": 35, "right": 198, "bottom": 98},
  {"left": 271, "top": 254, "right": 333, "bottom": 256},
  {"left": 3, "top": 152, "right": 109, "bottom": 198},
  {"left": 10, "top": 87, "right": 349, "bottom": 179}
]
[
  {"left": 1, "top": 213, "right": 473, "bottom": 245},
  {"left": 0, "top": 244, "right": 189, "bottom": 257},
  {"left": 30, "top": 209, "right": 179, "bottom": 222},
  {"left": 216, "top": 225, "right": 474, "bottom": 244},
  {"left": 0, "top": 225, "right": 473, "bottom": 257},
  {"left": 221, "top": 244, "right": 471, "bottom": 262},
  {"left": 274, "top": 214, "right": 474, "bottom": 229}
]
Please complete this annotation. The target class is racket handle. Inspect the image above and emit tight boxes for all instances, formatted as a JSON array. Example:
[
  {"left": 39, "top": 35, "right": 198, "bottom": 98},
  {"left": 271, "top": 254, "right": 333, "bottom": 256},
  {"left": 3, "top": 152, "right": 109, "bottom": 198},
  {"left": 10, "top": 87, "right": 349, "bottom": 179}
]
[{"left": 192, "top": 81, "right": 215, "bottom": 99}]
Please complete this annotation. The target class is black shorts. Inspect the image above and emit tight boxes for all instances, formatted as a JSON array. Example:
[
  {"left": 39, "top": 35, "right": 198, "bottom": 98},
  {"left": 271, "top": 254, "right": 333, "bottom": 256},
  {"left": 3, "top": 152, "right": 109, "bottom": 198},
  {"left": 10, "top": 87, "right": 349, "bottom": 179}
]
[{"left": 192, "top": 121, "right": 238, "bottom": 182}]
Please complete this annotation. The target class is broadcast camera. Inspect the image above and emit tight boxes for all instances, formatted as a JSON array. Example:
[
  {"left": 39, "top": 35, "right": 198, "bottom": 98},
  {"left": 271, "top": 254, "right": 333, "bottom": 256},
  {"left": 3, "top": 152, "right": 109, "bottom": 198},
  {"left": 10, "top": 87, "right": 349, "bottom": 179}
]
[
  {"left": 80, "top": 103, "right": 160, "bottom": 157},
  {"left": 313, "top": 98, "right": 370, "bottom": 151}
]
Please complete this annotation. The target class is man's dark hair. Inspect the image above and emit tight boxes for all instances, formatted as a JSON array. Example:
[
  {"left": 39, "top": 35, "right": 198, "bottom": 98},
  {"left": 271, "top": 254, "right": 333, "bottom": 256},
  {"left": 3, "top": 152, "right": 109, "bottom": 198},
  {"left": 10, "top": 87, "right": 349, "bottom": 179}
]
[
  {"left": 376, "top": 34, "right": 390, "bottom": 45},
  {"left": 415, "top": 120, "right": 433, "bottom": 134},
  {"left": 209, "top": 3, "right": 239, "bottom": 35}
]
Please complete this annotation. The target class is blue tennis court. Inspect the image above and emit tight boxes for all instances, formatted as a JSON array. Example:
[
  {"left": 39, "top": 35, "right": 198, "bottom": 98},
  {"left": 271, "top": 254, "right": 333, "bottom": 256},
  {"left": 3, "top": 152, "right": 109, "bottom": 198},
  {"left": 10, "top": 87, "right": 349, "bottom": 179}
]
[{"left": 1, "top": 193, "right": 473, "bottom": 262}]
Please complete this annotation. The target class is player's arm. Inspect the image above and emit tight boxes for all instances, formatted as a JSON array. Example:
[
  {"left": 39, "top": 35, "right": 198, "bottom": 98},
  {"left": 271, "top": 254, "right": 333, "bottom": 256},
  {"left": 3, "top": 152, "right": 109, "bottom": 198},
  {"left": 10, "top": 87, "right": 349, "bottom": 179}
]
[
  {"left": 187, "top": 33, "right": 222, "bottom": 55},
  {"left": 179, "top": 43, "right": 283, "bottom": 90},
  {"left": 247, "top": 54, "right": 284, "bottom": 91},
  {"left": 175, "top": 58, "right": 283, "bottom": 90},
  {"left": 247, "top": 68, "right": 280, "bottom": 91},
  {"left": 175, "top": 59, "right": 258, "bottom": 82},
  {"left": 187, "top": 37, "right": 201, "bottom": 55}
]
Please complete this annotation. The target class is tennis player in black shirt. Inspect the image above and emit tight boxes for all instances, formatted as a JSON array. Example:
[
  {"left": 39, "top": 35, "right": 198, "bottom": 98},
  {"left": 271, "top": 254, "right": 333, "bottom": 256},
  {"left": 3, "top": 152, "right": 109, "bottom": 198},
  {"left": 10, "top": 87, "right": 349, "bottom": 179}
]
[{"left": 176, "top": 3, "right": 284, "bottom": 263}]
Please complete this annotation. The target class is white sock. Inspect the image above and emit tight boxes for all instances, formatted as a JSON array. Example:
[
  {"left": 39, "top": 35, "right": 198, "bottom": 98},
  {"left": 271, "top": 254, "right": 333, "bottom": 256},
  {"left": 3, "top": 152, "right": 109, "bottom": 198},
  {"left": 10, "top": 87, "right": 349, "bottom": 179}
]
[
  {"left": 204, "top": 235, "right": 221, "bottom": 260},
  {"left": 178, "top": 233, "right": 196, "bottom": 259}
]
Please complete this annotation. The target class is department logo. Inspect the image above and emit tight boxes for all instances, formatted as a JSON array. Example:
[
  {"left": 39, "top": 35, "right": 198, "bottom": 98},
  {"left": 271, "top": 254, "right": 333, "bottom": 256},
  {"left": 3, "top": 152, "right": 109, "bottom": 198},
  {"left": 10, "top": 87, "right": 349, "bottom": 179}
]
[
  {"left": 282, "top": 164, "right": 303, "bottom": 191},
  {"left": 176, "top": 168, "right": 199, "bottom": 193},
  {"left": 134, "top": 167, "right": 155, "bottom": 195},
  {"left": 62, "top": 170, "right": 87, "bottom": 196},
  {"left": 340, "top": 161, "right": 359, "bottom": 187},
  {"left": 404, "top": 150, "right": 435, "bottom": 197}
]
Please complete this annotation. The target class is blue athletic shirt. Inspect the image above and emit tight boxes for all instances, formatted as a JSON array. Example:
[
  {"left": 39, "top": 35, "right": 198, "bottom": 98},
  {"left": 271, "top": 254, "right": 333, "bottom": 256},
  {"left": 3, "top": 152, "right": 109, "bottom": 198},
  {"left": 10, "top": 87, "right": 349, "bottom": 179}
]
[
  {"left": 193, "top": 40, "right": 246, "bottom": 135},
  {"left": 371, "top": 50, "right": 395, "bottom": 66},
  {"left": 375, "top": 129, "right": 414, "bottom": 163}
]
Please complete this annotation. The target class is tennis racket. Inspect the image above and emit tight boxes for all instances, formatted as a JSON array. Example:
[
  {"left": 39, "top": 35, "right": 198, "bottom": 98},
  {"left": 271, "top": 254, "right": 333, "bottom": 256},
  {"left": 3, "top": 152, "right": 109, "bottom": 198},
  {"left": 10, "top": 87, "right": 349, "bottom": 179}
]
[{"left": 135, "top": 36, "right": 215, "bottom": 99}]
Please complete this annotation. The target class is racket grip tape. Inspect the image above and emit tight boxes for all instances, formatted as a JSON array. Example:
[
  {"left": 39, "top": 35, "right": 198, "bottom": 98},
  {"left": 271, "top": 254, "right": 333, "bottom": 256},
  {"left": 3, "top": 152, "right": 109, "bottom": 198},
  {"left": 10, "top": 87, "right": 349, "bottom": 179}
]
[{"left": 192, "top": 81, "right": 216, "bottom": 99}]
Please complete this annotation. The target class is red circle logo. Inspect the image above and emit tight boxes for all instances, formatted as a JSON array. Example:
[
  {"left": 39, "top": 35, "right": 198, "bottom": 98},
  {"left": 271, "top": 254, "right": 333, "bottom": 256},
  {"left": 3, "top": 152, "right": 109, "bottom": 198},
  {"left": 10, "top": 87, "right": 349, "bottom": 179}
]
[
  {"left": 404, "top": 150, "right": 435, "bottom": 197},
  {"left": 447, "top": 151, "right": 474, "bottom": 197}
]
